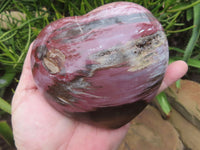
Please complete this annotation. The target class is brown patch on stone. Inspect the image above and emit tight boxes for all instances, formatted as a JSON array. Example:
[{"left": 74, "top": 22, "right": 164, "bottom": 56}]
[
  {"left": 47, "top": 77, "right": 91, "bottom": 105},
  {"left": 89, "top": 31, "right": 167, "bottom": 73},
  {"left": 43, "top": 49, "right": 65, "bottom": 74}
]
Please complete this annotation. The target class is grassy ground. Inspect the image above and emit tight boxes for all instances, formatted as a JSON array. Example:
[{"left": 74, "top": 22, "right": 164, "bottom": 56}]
[{"left": 0, "top": 0, "right": 200, "bottom": 149}]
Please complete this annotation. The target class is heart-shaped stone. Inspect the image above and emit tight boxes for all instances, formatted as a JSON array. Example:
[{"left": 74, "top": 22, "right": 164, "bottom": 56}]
[{"left": 31, "top": 2, "right": 168, "bottom": 128}]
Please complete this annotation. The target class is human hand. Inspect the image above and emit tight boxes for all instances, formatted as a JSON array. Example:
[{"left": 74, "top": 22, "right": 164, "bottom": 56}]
[{"left": 11, "top": 43, "right": 188, "bottom": 150}]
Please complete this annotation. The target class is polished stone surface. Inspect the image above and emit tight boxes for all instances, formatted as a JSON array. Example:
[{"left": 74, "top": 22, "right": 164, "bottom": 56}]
[{"left": 31, "top": 2, "right": 169, "bottom": 128}]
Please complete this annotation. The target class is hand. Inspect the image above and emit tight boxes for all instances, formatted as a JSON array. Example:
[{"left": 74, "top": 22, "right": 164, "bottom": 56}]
[{"left": 11, "top": 43, "right": 188, "bottom": 150}]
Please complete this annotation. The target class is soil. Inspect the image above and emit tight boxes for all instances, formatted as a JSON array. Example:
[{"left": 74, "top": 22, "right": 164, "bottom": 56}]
[{"left": 185, "top": 71, "right": 200, "bottom": 83}]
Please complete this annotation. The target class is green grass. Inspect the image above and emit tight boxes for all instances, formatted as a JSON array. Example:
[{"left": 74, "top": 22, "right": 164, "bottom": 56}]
[{"left": 0, "top": 0, "right": 200, "bottom": 148}]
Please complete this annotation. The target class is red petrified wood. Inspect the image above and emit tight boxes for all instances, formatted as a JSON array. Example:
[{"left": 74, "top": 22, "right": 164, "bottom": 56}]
[{"left": 31, "top": 2, "right": 169, "bottom": 128}]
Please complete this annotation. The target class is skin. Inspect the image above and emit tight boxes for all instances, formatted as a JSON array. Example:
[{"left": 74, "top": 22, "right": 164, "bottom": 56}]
[{"left": 11, "top": 43, "right": 188, "bottom": 150}]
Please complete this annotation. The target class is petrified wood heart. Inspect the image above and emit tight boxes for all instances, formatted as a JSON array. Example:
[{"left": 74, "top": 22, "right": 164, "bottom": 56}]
[{"left": 31, "top": 2, "right": 169, "bottom": 128}]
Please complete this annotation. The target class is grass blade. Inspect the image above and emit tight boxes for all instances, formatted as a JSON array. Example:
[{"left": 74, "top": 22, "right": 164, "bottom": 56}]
[
  {"left": 0, "top": 0, "right": 11, "bottom": 13},
  {"left": 183, "top": 3, "right": 200, "bottom": 62},
  {"left": 156, "top": 92, "right": 171, "bottom": 117},
  {"left": 68, "top": 2, "right": 83, "bottom": 16},
  {"left": 167, "top": 25, "right": 195, "bottom": 33},
  {"left": 0, "top": 68, "right": 16, "bottom": 89},
  {"left": 0, "top": 97, "right": 11, "bottom": 114},
  {"left": 168, "top": 0, "right": 200, "bottom": 12},
  {"left": 187, "top": 58, "right": 200, "bottom": 69},
  {"left": 0, "top": 121, "right": 14, "bottom": 147},
  {"left": 176, "top": 79, "right": 181, "bottom": 89},
  {"left": 83, "top": 0, "right": 93, "bottom": 11}
]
